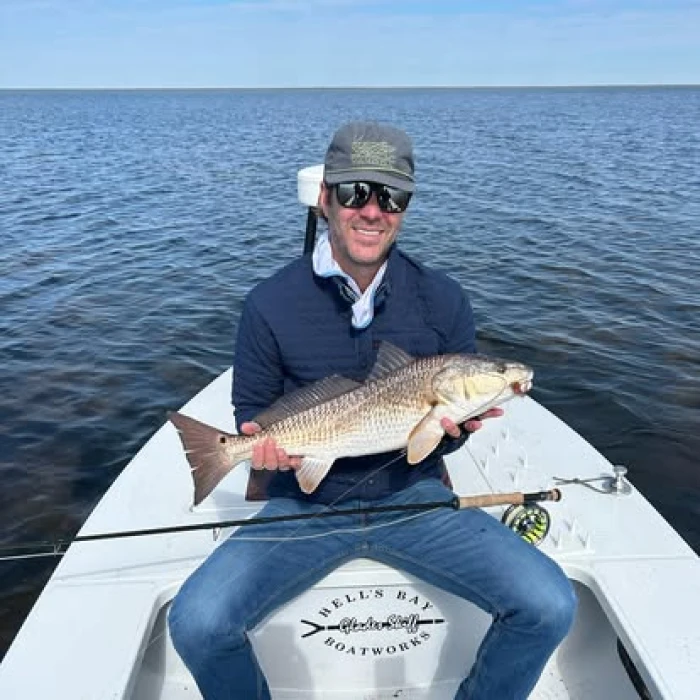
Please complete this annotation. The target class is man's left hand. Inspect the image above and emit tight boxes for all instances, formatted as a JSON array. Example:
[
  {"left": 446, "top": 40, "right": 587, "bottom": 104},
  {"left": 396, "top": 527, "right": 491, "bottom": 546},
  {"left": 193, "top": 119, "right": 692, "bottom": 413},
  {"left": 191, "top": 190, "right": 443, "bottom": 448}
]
[{"left": 441, "top": 407, "right": 504, "bottom": 438}]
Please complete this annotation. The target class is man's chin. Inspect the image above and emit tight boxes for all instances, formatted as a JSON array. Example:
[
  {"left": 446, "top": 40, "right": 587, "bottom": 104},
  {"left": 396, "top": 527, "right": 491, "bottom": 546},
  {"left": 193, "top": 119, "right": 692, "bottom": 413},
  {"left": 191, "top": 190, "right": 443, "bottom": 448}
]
[
  {"left": 349, "top": 253, "right": 385, "bottom": 268},
  {"left": 349, "top": 242, "right": 391, "bottom": 264}
]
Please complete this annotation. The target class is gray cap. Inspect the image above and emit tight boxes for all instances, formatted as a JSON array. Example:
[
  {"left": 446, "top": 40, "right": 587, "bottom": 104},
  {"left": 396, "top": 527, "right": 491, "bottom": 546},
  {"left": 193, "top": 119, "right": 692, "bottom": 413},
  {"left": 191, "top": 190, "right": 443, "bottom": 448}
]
[{"left": 324, "top": 121, "right": 415, "bottom": 192}]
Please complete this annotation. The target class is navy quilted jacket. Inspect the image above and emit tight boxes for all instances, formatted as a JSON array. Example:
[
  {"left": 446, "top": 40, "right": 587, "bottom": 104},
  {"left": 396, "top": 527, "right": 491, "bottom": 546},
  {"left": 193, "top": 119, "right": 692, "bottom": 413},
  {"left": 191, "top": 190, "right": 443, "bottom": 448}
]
[{"left": 232, "top": 244, "right": 477, "bottom": 504}]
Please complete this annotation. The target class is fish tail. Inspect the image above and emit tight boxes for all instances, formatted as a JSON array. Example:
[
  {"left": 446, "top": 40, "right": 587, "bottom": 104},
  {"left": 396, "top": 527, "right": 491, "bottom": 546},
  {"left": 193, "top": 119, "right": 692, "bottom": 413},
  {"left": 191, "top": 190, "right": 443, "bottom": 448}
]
[{"left": 168, "top": 411, "right": 251, "bottom": 506}]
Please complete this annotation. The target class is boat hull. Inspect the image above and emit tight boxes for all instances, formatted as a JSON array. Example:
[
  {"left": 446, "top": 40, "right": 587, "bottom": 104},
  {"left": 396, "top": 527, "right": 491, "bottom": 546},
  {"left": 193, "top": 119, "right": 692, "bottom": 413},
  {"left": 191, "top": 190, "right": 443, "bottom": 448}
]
[{"left": 2, "top": 368, "right": 699, "bottom": 699}]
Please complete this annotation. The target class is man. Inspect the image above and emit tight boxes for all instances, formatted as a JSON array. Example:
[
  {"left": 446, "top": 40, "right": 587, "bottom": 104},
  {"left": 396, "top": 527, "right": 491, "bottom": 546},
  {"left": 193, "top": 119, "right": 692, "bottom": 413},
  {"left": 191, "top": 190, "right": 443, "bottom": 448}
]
[{"left": 169, "top": 121, "right": 576, "bottom": 699}]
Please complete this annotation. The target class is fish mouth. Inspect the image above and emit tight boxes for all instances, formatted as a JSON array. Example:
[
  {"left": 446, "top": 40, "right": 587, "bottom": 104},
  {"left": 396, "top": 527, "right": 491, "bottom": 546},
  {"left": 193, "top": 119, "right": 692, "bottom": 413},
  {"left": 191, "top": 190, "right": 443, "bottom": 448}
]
[{"left": 511, "top": 378, "right": 533, "bottom": 395}]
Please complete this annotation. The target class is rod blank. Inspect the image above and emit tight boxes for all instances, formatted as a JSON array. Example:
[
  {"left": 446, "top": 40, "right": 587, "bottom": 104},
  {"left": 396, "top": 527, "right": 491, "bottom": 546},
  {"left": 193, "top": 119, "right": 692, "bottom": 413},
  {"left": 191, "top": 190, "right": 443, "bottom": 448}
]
[{"left": 0, "top": 488, "right": 561, "bottom": 561}]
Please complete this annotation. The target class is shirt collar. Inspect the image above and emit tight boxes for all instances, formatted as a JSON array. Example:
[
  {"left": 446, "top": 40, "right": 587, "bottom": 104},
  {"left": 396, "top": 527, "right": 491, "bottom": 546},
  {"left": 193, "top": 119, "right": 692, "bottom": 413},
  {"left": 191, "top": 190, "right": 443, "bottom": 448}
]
[{"left": 312, "top": 231, "right": 388, "bottom": 329}]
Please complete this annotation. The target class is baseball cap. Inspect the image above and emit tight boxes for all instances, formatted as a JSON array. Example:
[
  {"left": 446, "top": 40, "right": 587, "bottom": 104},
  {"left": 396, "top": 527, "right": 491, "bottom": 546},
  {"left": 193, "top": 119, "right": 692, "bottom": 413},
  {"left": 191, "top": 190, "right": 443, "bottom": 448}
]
[{"left": 323, "top": 121, "right": 415, "bottom": 192}]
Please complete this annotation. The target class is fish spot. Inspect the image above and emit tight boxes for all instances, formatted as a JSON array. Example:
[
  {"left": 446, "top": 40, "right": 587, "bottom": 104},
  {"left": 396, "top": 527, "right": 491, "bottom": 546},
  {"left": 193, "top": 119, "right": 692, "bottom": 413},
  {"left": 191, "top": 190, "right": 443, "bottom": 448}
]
[{"left": 219, "top": 436, "right": 227, "bottom": 444}]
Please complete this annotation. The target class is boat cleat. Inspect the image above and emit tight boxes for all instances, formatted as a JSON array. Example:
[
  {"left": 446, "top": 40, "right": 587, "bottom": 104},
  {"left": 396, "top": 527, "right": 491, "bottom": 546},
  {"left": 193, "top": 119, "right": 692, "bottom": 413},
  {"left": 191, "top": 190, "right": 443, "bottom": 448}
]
[
  {"left": 599, "top": 464, "right": 632, "bottom": 496},
  {"left": 553, "top": 466, "right": 632, "bottom": 497}
]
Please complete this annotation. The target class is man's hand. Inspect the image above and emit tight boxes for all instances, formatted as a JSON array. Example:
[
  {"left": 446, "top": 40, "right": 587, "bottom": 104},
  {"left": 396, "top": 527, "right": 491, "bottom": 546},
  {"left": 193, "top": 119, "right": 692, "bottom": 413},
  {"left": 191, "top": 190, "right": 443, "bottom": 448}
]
[
  {"left": 240, "top": 422, "right": 303, "bottom": 471},
  {"left": 441, "top": 407, "right": 504, "bottom": 438}
]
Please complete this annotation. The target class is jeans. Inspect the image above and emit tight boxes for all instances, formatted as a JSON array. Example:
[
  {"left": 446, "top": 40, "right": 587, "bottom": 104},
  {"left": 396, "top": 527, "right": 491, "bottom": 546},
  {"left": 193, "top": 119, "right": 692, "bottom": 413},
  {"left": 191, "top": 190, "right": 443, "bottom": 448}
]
[{"left": 168, "top": 479, "right": 576, "bottom": 699}]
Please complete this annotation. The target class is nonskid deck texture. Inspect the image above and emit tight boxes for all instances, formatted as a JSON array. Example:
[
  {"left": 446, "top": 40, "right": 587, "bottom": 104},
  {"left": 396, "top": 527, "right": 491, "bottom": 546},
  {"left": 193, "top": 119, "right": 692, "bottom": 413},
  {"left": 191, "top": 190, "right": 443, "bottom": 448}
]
[{"left": 1, "top": 369, "right": 699, "bottom": 699}]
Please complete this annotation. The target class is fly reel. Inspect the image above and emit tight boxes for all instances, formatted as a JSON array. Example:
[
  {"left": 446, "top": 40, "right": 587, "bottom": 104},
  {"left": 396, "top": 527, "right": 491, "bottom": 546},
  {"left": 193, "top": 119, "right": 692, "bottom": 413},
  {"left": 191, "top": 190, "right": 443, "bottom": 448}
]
[{"left": 501, "top": 504, "right": 551, "bottom": 546}]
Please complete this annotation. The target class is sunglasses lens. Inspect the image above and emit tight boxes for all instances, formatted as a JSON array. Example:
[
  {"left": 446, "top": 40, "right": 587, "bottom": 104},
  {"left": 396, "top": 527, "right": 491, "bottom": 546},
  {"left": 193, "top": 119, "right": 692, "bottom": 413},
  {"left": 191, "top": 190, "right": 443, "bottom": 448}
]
[
  {"left": 378, "top": 186, "right": 411, "bottom": 213},
  {"left": 334, "top": 182, "right": 411, "bottom": 213},
  {"left": 335, "top": 182, "right": 372, "bottom": 209}
]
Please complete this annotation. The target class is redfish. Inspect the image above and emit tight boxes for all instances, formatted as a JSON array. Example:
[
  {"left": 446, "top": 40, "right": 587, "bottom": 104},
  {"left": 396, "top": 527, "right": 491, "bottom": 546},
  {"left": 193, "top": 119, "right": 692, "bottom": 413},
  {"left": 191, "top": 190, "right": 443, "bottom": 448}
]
[{"left": 169, "top": 342, "right": 533, "bottom": 505}]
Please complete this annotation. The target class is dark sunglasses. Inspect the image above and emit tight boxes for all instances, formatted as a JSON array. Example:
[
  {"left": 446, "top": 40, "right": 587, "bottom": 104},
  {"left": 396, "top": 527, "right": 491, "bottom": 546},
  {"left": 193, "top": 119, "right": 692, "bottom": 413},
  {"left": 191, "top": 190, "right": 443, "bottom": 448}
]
[{"left": 333, "top": 181, "right": 412, "bottom": 214}]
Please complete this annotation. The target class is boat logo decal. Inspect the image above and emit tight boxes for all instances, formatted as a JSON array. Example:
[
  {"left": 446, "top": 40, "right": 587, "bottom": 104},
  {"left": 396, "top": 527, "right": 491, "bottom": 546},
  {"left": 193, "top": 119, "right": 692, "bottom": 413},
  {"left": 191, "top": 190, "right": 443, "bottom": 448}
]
[{"left": 299, "top": 587, "right": 445, "bottom": 657}]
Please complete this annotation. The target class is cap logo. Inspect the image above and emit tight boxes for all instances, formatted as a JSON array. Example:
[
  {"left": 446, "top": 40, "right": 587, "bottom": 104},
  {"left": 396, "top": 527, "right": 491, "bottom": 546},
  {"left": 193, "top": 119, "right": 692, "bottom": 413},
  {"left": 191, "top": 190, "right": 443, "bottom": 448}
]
[{"left": 352, "top": 141, "right": 396, "bottom": 169}]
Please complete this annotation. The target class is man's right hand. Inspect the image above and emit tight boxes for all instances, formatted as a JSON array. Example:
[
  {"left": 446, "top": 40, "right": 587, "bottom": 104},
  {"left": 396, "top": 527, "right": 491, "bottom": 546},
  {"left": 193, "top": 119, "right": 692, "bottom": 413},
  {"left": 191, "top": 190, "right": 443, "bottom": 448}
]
[{"left": 240, "top": 422, "right": 303, "bottom": 471}]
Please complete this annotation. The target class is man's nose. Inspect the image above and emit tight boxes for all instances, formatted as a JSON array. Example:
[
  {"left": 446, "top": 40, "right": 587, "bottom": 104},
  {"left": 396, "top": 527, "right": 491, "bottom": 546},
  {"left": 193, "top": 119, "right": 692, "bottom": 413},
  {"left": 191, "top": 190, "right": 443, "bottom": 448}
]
[{"left": 358, "top": 193, "right": 382, "bottom": 217}]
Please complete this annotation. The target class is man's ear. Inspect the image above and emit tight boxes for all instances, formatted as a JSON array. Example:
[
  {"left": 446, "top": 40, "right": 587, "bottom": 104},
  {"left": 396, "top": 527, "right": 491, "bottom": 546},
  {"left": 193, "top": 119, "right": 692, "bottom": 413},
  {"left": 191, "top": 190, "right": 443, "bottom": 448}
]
[{"left": 319, "top": 181, "right": 330, "bottom": 219}]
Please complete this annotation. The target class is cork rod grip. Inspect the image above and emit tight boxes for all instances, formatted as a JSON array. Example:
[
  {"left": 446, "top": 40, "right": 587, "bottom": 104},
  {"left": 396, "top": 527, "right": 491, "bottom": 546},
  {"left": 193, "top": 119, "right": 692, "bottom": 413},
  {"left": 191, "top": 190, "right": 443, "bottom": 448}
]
[{"left": 456, "top": 488, "right": 561, "bottom": 509}]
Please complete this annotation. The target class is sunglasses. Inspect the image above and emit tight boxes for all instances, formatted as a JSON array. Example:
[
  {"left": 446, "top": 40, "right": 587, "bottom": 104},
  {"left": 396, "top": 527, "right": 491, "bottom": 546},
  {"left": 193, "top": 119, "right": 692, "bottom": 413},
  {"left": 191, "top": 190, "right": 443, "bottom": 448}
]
[{"left": 333, "top": 181, "right": 412, "bottom": 214}]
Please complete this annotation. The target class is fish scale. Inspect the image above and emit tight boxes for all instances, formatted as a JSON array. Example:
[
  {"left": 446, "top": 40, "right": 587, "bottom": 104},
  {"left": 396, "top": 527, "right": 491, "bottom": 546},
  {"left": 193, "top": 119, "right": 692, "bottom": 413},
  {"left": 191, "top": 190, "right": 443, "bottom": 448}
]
[{"left": 263, "top": 361, "right": 437, "bottom": 457}]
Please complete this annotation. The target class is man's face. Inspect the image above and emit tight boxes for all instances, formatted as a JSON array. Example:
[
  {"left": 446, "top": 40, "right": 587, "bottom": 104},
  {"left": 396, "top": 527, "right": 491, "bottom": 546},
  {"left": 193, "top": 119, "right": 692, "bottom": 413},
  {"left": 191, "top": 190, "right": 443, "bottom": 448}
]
[{"left": 320, "top": 182, "right": 405, "bottom": 282}]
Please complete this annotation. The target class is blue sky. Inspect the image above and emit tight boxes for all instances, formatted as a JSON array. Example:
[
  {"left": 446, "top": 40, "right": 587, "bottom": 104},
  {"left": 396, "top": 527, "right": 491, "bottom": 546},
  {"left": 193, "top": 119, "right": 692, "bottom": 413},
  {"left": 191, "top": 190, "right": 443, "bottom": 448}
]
[{"left": 1, "top": 0, "right": 699, "bottom": 88}]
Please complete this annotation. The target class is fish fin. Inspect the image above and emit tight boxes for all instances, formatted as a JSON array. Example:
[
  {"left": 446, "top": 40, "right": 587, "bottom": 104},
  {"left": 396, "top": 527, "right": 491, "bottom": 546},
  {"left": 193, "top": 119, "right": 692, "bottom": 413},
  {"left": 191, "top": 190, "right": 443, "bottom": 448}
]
[
  {"left": 407, "top": 411, "right": 445, "bottom": 464},
  {"left": 253, "top": 376, "right": 360, "bottom": 429},
  {"left": 295, "top": 456, "right": 336, "bottom": 494},
  {"left": 168, "top": 411, "right": 249, "bottom": 506},
  {"left": 366, "top": 342, "right": 415, "bottom": 382}
]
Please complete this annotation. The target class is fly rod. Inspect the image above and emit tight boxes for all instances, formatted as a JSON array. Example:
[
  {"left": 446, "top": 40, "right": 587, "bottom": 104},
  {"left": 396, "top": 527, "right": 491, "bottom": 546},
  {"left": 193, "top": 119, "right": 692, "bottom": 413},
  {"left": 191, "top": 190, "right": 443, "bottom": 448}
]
[{"left": 0, "top": 488, "right": 561, "bottom": 561}]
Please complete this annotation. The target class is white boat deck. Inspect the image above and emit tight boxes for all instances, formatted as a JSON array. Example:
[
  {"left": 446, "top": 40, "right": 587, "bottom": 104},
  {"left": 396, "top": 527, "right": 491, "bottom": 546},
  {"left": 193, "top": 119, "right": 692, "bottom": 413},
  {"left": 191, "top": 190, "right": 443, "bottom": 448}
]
[{"left": 1, "top": 368, "right": 699, "bottom": 699}]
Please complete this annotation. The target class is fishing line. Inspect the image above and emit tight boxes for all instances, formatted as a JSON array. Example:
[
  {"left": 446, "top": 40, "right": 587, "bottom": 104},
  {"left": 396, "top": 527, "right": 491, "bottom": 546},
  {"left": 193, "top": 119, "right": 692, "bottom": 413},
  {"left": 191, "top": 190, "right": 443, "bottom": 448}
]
[
  {"left": 1, "top": 551, "right": 67, "bottom": 563},
  {"left": 0, "top": 452, "right": 412, "bottom": 562},
  {"left": 3, "top": 406, "right": 519, "bottom": 652},
  {"left": 0, "top": 448, "right": 415, "bottom": 657},
  {"left": 146, "top": 457, "right": 560, "bottom": 649},
  {"left": 0, "top": 403, "right": 515, "bottom": 565},
  {"left": 145, "top": 448, "right": 413, "bottom": 650},
  {"left": 210, "top": 508, "right": 441, "bottom": 542}
]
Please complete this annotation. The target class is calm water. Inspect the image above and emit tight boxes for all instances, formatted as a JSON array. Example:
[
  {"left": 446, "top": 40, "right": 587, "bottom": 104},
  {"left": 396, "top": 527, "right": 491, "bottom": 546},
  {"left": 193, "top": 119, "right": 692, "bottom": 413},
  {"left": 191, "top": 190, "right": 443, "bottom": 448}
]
[{"left": 1, "top": 87, "right": 699, "bottom": 657}]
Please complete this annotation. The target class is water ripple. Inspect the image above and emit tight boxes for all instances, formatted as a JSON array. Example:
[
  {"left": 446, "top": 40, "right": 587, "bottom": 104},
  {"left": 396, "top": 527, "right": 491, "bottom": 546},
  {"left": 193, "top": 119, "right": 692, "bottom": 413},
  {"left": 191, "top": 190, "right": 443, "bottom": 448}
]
[{"left": 0, "top": 87, "right": 699, "bottom": 656}]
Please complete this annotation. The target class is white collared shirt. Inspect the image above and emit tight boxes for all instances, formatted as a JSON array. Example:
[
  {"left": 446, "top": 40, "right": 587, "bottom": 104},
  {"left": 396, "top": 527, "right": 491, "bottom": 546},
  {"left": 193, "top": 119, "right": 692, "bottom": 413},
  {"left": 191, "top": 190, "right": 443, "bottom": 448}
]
[{"left": 312, "top": 231, "right": 387, "bottom": 329}]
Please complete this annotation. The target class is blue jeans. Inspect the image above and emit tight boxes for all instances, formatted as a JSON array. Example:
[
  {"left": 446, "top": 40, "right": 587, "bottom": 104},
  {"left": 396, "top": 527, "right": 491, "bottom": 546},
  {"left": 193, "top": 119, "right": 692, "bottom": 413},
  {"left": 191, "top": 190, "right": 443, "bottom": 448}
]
[{"left": 169, "top": 479, "right": 576, "bottom": 699}]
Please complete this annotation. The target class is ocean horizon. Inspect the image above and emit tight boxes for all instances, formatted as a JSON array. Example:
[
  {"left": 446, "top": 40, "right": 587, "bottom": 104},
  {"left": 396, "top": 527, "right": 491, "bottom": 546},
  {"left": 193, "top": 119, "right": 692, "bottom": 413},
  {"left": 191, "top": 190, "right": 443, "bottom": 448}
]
[{"left": 2, "top": 83, "right": 699, "bottom": 91}]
